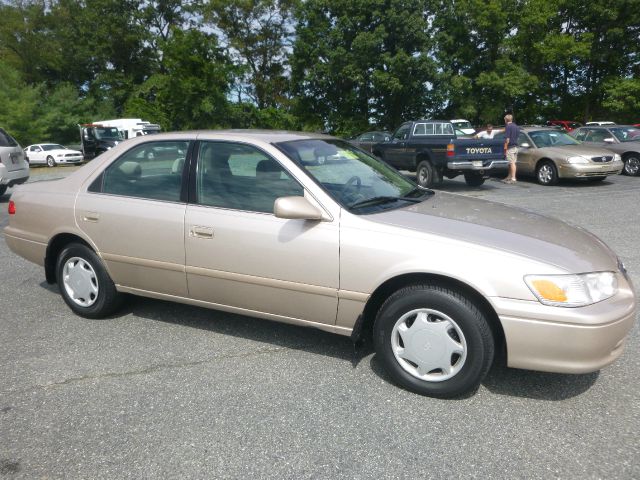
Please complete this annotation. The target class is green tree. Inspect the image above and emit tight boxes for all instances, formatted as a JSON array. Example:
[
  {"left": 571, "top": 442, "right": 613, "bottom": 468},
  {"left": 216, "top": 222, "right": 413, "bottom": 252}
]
[
  {"left": 126, "top": 29, "right": 235, "bottom": 131},
  {"left": 292, "top": 0, "right": 437, "bottom": 135}
]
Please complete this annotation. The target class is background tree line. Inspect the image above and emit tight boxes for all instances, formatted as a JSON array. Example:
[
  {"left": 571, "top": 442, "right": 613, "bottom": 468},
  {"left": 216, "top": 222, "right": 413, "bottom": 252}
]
[{"left": 0, "top": 0, "right": 638, "bottom": 145}]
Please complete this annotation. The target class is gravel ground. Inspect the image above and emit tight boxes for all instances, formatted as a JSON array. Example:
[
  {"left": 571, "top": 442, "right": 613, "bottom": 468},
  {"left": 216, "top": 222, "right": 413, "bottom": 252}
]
[{"left": 1, "top": 165, "right": 638, "bottom": 479}]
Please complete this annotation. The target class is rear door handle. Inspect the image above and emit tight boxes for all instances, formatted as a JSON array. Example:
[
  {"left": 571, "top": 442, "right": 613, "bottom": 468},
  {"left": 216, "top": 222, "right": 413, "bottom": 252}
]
[
  {"left": 82, "top": 211, "right": 99, "bottom": 222},
  {"left": 190, "top": 226, "right": 214, "bottom": 239}
]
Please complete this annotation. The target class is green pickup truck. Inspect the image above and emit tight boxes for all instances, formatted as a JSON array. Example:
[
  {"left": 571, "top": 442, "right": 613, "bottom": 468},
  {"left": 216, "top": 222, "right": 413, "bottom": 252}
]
[{"left": 372, "top": 120, "right": 507, "bottom": 187}]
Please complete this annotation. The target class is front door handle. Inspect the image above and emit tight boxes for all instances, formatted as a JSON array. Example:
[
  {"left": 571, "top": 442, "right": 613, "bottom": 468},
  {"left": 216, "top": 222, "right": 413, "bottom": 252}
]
[
  {"left": 82, "top": 211, "right": 100, "bottom": 222},
  {"left": 190, "top": 226, "right": 214, "bottom": 239}
]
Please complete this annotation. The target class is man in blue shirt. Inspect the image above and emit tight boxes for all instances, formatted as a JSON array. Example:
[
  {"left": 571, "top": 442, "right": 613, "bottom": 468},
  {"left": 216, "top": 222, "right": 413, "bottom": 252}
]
[{"left": 502, "top": 114, "right": 519, "bottom": 183}]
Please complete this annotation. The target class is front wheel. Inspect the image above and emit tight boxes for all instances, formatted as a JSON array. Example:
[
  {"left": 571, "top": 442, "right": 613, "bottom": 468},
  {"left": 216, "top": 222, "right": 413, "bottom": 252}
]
[
  {"left": 537, "top": 160, "right": 558, "bottom": 185},
  {"left": 46, "top": 156, "right": 56, "bottom": 167},
  {"left": 464, "top": 173, "right": 485, "bottom": 187},
  {"left": 56, "top": 243, "right": 124, "bottom": 318},
  {"left": 623, "top": 155, "right": 640, "bottom": 176},
  {"left": 373, "top": 284, "right": 495, "bottom": 398}
]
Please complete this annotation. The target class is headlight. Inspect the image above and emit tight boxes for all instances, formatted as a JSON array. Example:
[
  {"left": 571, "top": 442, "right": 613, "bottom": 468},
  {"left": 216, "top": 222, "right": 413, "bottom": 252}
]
[
  {"left": 525, "top": 272, "right": 618, "bottom": 307},
  {"left": 566, "top": 156, "right": 589, "bottom": 164},
  {"left": 614, "top": 153, "right": 621, "bottom": 162}
]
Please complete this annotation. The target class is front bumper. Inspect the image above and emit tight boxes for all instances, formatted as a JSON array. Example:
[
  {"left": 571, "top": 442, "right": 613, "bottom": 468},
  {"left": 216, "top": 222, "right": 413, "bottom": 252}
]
[
  {"left": 558, "top": 160, "right": 623, "bottom": 178},
  {"left": 447, "top": 159, "right": 509, "bottom": 171},
  {"left": 57, "top": 156, "right": 84, "bottom": 164},
  {"left": 0, "top": 165, "right": 30, "bottom": 187},
  {"left": 491, "top": 280, "right": 636, "bottom": 374}
]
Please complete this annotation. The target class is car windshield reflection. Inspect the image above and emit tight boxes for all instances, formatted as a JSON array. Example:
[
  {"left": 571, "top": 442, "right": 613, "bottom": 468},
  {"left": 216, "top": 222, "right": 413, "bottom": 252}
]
[{"left": 276, "top": 139, "right": 429, "bottom": 212}]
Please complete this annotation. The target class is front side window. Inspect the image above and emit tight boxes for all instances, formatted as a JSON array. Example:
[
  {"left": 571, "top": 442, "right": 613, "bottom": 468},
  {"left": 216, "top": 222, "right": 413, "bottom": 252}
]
[
  {"left": 196, "top": 142, "right": 303, "bottom": 213},
  {"left": 276, "top": 139, "right": 429, "bottom": 213},
  {"left": 529, "top": 130, "right": 580, "bottom": 148},
  {"left": 358, "top": 133, "right": 374, "bottom": 141},
  {"left": 99, "top": 141, "right": 188, "bottom": 202},
  {"left": 585, "top": 129, "right": 610, "bottom": 143},
  {"left": 517, "top": 133, "right": 530, "bottom": 146},
  {"left": 393, "top": 125, "right": 411, "bottom": 140}
]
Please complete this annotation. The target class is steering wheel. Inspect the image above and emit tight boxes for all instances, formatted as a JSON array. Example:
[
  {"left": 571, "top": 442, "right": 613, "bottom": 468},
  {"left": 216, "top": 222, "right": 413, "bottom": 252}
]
[{"left": 341, "top": 175, "right": 362, "bottom": 200}]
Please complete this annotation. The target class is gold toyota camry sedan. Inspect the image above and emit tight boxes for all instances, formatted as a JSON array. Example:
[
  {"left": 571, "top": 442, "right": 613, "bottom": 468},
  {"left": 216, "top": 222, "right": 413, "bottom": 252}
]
[
  {"left": 4, "top": 131, "right": 636, "bottom": 398},
  {"left": 494, "top": 127, "right": 623, "bottom": 185}
]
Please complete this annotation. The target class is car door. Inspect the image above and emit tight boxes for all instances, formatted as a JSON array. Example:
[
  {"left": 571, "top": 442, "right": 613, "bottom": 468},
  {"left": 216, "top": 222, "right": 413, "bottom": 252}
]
[
  {"left": 184, "top": 140, "right": 340, "bottom": 326},
  {"left": 354, "top": 133, "right": 374, "bottom": 152},
  {"left": 516, "top": 132, "right": 536, "bottom": 174},
  {"left": 384, "top": 124, "right": 412, "bottom": 167},
  {"left": 75, "top": 138, "right": 191, "bottom": 297},
  {"left": 30, "top": 146, "right": 45, "bottom": 163}
]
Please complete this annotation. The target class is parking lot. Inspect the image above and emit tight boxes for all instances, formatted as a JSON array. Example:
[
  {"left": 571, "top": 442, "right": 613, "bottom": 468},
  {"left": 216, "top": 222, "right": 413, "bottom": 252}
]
[{"left": 1, "top": 166, "right": 638, "bottom": 479}]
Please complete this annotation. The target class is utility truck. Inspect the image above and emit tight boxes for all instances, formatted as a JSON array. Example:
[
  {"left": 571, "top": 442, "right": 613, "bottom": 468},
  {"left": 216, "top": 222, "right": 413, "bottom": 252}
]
[{"left": 78, "top": 119, "right": 161, "bottom": 160}]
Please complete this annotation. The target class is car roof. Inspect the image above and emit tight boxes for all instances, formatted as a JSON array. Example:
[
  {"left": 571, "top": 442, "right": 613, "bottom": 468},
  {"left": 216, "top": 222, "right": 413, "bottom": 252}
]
[{"left": 168, "top": 129, "right": 334, "bottom": 144}]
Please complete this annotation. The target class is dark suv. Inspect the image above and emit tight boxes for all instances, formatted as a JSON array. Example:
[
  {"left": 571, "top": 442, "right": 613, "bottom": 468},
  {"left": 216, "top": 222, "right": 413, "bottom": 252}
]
[{"left": 0, "top": 128, "right": 30, "bottom": 196}]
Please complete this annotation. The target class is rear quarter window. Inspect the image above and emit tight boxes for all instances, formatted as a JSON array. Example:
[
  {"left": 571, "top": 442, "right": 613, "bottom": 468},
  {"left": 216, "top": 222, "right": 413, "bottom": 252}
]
[{"left": 0, "top": 129, "right": 19, "bottom": 147}]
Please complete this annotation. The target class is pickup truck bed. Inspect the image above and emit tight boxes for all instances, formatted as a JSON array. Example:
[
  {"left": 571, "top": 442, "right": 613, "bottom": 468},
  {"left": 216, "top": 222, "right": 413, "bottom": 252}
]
[{"left": 372, "top": 120, "right": 508, "bottom": 187}]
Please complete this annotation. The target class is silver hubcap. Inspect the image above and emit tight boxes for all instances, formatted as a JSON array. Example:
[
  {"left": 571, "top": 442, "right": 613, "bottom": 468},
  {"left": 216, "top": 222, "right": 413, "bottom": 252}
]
[
  {"left": 626, "top": 157, "right": 639, "bottom": 175},
  {"left": 391, "top": 308, "right": 467, "bottom": 382},
  {"left": 47, "top": 157, "right": 54, "bottom": 167},
  {"left": 62, "top": 257, "right": 99, "bottom": 307},
  {"left": 538, "top": 164, "right": 553, "bottom": 184},
  {"left": 418, "top": 167, "right": 429, "bottom": 186}
]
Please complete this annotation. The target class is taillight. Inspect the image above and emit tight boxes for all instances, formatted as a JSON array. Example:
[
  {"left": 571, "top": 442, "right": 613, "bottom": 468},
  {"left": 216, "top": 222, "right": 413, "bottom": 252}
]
[
  {"left": 8, "top": 200, "right": 15, "bottom": 215},
  {"left": 447, "top": 143, "right": 455, "bottom": 157}
]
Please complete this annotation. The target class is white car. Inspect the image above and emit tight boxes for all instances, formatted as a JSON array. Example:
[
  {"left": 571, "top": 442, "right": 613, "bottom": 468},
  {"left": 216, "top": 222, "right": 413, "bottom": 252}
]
[
  {"left": 450, "top": 119, "right": 476, "bottom": 135},
  {"left": 24, "top": 144, "right": 84, "bottom": 167}
]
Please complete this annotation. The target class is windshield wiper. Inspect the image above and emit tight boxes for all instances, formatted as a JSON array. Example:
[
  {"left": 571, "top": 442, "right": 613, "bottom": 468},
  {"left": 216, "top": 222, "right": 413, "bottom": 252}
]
[{"left": 349, "top": 195, "right": 424, "bottom": 209}]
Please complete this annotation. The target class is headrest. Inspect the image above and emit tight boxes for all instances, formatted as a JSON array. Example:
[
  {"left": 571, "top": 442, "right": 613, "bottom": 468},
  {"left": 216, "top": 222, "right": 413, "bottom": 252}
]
[{"left": 117, "top": 161, "right": 141, "bottom": 178}]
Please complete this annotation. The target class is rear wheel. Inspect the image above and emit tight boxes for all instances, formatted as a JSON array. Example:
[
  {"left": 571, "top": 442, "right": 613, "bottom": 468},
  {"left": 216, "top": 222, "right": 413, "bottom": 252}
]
[
  {"left": 416, "top": 160, "right": 438, "bottom": 188},
  {"left": 46, "top": 155, "right": 56, "bottom": 167},
  {"left": 0, "top": 185, "right": 7, "bottom": 196},
  {"left": 537, "top": 160, "right": 558, "bottom": 185},
  {"left": 623, "top": 154, "right": 640, "bottom": 176},
  {"left": 464, "top": 173, "right": 485, "bottom": 187},
  {"left": 373, "top": 284, "right": 495, "bottom": 398},
  {"left": 56, "top": 243, "right": 124, "bottom": 318}
]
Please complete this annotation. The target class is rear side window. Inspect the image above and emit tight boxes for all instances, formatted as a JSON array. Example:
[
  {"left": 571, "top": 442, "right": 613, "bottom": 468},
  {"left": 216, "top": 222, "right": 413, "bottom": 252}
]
[
  {"left": 0, "top": 128, "right": 19, "bottom": 147},
  {"left": 97, "top": 141, "right": 189, "bottom": 202}
]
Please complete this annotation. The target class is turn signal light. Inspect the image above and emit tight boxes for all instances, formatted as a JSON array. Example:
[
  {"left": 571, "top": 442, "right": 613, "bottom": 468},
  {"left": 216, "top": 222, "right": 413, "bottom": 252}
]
[
  {"left": 8, "top": 200, "right": 16, "bottom": 215},
  {"left": 447, "top": 143, "right": 455, "bottom": 157},
  {"left": 531, "top": 279, "right": 568, "bottom": 302}
]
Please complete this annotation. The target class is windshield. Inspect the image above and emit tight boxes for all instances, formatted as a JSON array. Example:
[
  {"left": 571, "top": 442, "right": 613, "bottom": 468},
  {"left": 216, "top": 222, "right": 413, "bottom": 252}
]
[
  {"left": 610, "top": 127, "right": 640, "bottom": 142},
  {"left": 42, "top": 144, "right": 65, "bottom": 151},
  {"left": 452, "top": 121, "right": 473, "bottom": 129},
  {"left": 94, "top": 127, "right": 122, "bottom": 140},
  {"left": 529, "top": 130, "right": 580, "bottom": 147},
  {"left": 276, "top": 139, "right": 429, "bottom": 213}
]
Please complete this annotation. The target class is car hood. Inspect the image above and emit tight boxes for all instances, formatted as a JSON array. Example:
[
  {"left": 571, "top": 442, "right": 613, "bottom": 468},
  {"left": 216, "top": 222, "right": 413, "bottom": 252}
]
[
  {"left": 534, "top": 144, "right": 616, "bottom": 158},
  {"left": 48, "top": 149, "right": 82, "bottom": 155},
  {"left": 367, "top": 192, "right": 618, "bottom": 273}
]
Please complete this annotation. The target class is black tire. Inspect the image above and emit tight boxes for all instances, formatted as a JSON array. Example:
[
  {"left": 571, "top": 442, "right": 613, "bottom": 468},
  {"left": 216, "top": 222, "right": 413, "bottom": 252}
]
[
  {"left": 416, "top": 160, "right": 437, "bottom": 188},
  {"left": 56, "top": 243, "right": 124, "bottom": 318},
  {"left": 587, "top": 176, "right": 606, "bottom": 182},
  {"left": 536, "top": 160, "right": 558, "bottom": 185},
  {"left": 46, "top": 155, "right": 56, "bottom": 167},
  {"left": 464, "top": 173, "right": 485, "bottom": 187},
  {"left": 373, "top": 284, "right": 495, "bottom": 398},
  {"left": 623, "top": 154, "right": 640, "bottom": 176}
]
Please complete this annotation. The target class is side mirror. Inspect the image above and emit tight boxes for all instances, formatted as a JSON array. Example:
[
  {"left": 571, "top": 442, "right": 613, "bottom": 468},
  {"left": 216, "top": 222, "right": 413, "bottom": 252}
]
[
  {"left": 520, "top": 142, "right": 531, "bottom": 148},
  {"left": 604, "top": 137, "right": 615, "bottom": 143},
  {"left": 274, "top": 196, "right": 323, "bottom": 220}
]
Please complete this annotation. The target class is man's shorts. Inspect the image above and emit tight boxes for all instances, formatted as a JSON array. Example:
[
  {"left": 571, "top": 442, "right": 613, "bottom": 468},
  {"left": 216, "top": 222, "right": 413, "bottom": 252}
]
[{"left": 506, "top": 147, "right": 518, "bottom": 164}]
